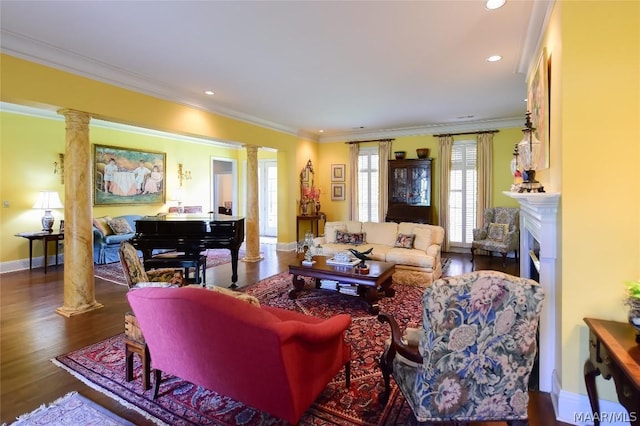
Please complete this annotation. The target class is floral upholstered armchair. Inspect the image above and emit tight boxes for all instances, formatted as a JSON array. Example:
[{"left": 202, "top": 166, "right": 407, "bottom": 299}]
[
  {"left": 378, "top": 271, "right": 544, "bottom": 425},
  {"left": 471, "top": 207, "right": 520, "bottom": 266},
  {"left": 118, "top": 241, "right": 184, "bottom": 289}
]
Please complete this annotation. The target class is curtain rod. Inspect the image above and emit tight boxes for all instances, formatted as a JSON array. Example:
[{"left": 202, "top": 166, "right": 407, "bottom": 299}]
[
  {"left": 345, "top": 138, "right": 394, "bottom": 144},
  {"left": 432, "top": 130, "right": 499, "bottom": 137}
]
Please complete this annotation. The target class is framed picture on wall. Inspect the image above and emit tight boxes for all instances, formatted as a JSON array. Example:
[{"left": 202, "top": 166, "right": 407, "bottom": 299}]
[
  {"left": 527, "top": 47, "right": 550, "bottom": 168},
  {"left": 331, "top": 164, "right": 345, "bottom": 182},
  {"left": 331, "top": 183, "right": 345, "bottom": 201},
  {"left": 93, "top": 144, "right": 166, "bottom": 206}
]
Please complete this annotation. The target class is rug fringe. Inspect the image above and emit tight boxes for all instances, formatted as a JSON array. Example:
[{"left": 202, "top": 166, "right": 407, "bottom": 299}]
[
  {"left": 50, "top": 358, "right": 168, "bottom": 426},
  {"left": 8, "top": 391, "right": 78, "bottom": 424}
]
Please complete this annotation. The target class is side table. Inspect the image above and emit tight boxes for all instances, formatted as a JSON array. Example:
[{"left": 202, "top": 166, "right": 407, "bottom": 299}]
[
  {"left": 15, "top": 231, "right": 64, "bottom": 274},
  {"left": 296, "top": 213, "right": 326, "bottom": 241},
  {"left": 583, "top": 317, "right": 640, "bottom": 426}
]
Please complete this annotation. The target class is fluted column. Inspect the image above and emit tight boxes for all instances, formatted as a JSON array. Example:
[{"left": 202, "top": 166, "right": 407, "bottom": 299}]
[
  {"left": 56, "top": 109, "right": 103, "bottom": 317},
  {"left": 242, "top": 145, "right": 263, "bottom": 262}
]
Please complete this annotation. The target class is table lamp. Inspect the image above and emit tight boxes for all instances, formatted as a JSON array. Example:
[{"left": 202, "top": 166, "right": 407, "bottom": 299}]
[{"left": 32, "top": 191, "right": 64, "bottom": 231}]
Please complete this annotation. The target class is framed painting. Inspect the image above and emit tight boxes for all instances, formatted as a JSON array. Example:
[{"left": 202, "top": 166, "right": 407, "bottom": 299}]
[
  {"left": 331, "top": 164, "right": 345, "bottom": 182},
  {"left": 93, "top": 144, "right": 166, "bottom": 206},
  {"left": 528, "top": 47, "right": 550, "bottom": 168},
  {"left": 331, "top": 183, "right": 345, "bottom": 201}
]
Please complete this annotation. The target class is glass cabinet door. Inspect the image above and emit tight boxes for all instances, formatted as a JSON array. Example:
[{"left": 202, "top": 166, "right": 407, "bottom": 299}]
[{"left": 391, "top": 167, "right": 408, "bottom": 203}]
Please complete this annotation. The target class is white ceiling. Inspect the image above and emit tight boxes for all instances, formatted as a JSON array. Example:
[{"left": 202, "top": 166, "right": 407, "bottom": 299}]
[{"left": 0, "top": 1, "right": 552, "bottom": 142}]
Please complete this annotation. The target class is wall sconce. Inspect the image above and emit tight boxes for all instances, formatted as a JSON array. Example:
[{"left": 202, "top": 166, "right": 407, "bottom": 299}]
[
  {"left": 178, "top": 163, "right": 191, "bottom": 187},
  {"left": 53, "top": 153, "right": 64, "bottom": 184}
]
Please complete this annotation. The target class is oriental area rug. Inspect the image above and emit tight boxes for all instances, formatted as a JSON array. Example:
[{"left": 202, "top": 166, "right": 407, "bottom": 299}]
[
  {"left": 94, "top": 249, "right": 243, "bottom": 285},
  {"left": 7, "top": 391, "right": 135, "bottom": 426},
  {"left": 53, "top": 272, "right": 424, "bottom": 425}
]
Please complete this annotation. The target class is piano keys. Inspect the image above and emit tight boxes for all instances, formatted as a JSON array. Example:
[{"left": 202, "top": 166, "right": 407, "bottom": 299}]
[{"left": 130, "top": 214, "right": 245, "bottom": 286}]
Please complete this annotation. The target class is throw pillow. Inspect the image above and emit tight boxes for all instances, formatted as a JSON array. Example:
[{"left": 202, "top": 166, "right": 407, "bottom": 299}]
[
  {"left": 335, "top": 230, "right": 366, "bottom": 245},
  {"left": 93, "top": 216, "right": 113, "bottom": 237},
  {"left": 413, "top": 227, "right": 432, "bottom": 251},
  {"left": 487, "top": 222, "right": 510, "bottom": 242},
  {"left": 209, "top": 285, "right": 261, "bottom": 306},
  {"left": 394, "top": 233, "right": 415, "bottom": 249},
  {"left": 108, "top": 217, "right": 134, "bottom": 234}
]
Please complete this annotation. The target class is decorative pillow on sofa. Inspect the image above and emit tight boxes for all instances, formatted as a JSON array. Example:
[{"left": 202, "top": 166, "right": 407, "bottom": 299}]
[
  {"left": 93, "top": 216, "right": 113, "bottom": 237},
  {"left": 487, "top": 222, "right": 510, "bottom": 242},
  {"left": 394, "top": 233, "right": 415, "bottom": 249},
  {"left": 108, "top": 217, "right": 134, "bottom": 234},
  {"left": 335, "top": 230, "right": 366, "bottom": 245},
  {"left": 413, "top": 227, "right": 432, "bottom": 251}
]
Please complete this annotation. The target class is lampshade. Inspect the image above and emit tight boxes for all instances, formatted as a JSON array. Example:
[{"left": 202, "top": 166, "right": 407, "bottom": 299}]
[
  {"left": 33, "top": 191, "right": 63, "bottom": 231},
  {"left": 32, "top": 191, "right": 64, "bottom": 209}
]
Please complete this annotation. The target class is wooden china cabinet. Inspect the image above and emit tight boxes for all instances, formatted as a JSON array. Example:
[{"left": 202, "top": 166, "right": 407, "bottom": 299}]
[{"left": 386, "top": 158, "right": 433, "bottom": 224}]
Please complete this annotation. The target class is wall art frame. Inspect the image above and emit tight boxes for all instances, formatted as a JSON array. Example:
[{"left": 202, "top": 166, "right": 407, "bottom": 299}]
[
  {"left": 331, "top": 183, "right": 345, "bottom": 201},
  {"left": 331, "top": 164, "right": 345, "bottom": 182},
  {"left": 527, "top": 47, "right": 550, "bottom": 168},
  {"left": 93, "top": 144, "right": 166, "bottom": 206}
]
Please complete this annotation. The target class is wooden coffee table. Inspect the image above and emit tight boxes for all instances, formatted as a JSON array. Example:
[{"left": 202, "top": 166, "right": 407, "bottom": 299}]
[{"left": 288, "top": 256, "right": 395, "bottom": 314}]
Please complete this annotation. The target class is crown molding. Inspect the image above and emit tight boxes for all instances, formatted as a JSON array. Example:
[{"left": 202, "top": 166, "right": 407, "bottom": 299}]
[
  {"left": 318, "top": 117, "right": 525, "bottom": 143},
  {"left": 1, "top": 30, "right": 299, "bottom": 137},
  {"left": 517, "top": 0, "right": 555, "bottom": 76},
  {"left": 0, "top": 101, "right": 242, "bottom": 149}
]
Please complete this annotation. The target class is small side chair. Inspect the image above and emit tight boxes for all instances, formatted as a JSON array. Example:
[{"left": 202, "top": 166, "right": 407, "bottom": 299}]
[
  {"left": 378, "top": 270, "right": 544, "bottom": 425},
  {"left": 471, "top": 207, "right": 520, "bottom": 266},
  {"left": 118, "top": 241, "right": 184, "bottom": 289}
]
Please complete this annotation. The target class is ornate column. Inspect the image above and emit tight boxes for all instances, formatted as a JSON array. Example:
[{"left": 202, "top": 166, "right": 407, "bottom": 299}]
[
  {"left": 56, "top": 109, "right": 103, "bottom": 317},
  {"left": 242, "top": 145, "right": 263, "bottom": 263}
]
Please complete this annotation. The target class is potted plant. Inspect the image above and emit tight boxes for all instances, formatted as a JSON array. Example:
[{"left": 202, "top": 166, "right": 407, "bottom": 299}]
[{"left": 624, "top": 280, "right": 640, "bottom": 335}]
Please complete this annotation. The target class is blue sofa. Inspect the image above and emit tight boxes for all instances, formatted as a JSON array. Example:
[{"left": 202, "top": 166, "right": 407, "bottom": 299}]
[{"left": 93, "top": 214, "right": 140, "bottom": 264}]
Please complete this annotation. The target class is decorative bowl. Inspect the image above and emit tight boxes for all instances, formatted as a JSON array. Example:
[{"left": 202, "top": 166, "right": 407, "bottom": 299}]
[
  {"left": 394, "top": 151, "right": 406, "bottom": 160},
  {"left": 416, "top": 148, "right": 430, "bottom": 159}
]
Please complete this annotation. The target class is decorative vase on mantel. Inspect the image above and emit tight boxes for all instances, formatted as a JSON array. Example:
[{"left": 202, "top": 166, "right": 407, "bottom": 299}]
[{"left": 300, "top": 201, "right": 309, "bottom": 216}]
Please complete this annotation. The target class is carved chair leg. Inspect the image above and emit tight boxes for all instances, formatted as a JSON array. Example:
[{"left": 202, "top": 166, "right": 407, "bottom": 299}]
[
  {"left": 152, "top": 369, "right": 162, "bottom": 399},
  {"left": 507, "top": 420, "right": 528, "bottom": 426},
  {"left": 470, "top": 247, "right": 475, "bottom": 262},
  {"left": 502, "top": 252, "right": 507, "bottom": 267},
  {"left": 378, "top": 349, "right": 393, "bottom": 405},
  {"left": 344, "top": 360, "right": 351, "bottom": 388}
]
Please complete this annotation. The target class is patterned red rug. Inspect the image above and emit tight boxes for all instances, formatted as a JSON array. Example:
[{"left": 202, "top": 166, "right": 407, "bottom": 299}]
[
  {"left": 53, "top": 272, "right": 422, "bottom": 425},
  {"left": 94, "top": 249, "right": 242, "bottom": 285}
]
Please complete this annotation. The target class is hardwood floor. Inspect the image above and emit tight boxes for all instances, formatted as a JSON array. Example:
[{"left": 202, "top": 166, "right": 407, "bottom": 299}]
[{"left": 0, "top": 247, "right": 570, "bottom": 425}]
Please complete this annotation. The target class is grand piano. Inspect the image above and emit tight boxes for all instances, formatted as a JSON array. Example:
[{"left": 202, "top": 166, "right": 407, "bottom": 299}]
[{"left": 130, "top": 214, "right": 245, "bottom": 286}]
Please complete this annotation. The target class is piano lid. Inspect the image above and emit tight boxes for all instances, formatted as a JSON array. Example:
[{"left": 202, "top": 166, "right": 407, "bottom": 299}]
[{"left": 137, "top": 213, "right": 245, "bottom": 223}]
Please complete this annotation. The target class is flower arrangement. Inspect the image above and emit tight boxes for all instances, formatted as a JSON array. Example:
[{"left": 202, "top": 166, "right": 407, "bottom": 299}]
[
  {"left": 302, "top": 185, "right": 321, "bottom": 203},
  {"left": 624, "top": 280, "right": 640, "bottom": 331}
]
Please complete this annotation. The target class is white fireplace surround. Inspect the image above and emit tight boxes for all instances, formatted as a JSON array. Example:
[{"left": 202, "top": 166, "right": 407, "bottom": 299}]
[{"left": 504, "top": 191, "right": 560, "bottom": 394}]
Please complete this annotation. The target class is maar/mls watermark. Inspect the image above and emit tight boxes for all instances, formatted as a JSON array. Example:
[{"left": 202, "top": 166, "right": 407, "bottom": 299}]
[{"left": 574, "top": 411, "right": 638, "bottom": 424}]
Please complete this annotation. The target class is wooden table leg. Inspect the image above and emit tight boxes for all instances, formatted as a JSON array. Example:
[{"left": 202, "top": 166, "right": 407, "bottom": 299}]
[
  {"left": 584, "top": 358, "right": 601, "bottom": 426},
  {"left": 43, "top": 237, "right": 49, "bottom": 274},
  {"left": 289, "top": 274, "right": 306, "bottom": 299}
]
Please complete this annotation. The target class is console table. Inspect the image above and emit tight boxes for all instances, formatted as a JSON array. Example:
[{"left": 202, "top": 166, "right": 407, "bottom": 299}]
[
  {"left": 583, "top": 317, "right": 640, "bottom": 426},
  {"left": 296, "top": 213, "right": 326, "bottom": 240},
  {"left": 15, "top": 231, "right": 64, "bottom": 274}
]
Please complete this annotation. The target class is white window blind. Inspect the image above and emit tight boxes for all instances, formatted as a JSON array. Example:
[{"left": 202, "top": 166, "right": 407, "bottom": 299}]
[
  {"left": 449, "top": 140, "right": 477, "bottom": 246},
  {"left": 358, "top": 148, "right": 379, "bottom": 222}
]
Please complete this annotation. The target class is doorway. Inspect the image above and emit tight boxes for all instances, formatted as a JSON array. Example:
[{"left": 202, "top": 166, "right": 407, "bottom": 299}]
[
  {"left": 259, "top": 159, "right": 277, "bottom": 236},
  {"left": 211, "top": 158, "right": 237, "bottom": 215}
]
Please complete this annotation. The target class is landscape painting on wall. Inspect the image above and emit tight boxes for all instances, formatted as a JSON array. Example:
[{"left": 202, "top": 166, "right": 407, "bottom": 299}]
[{"left": 93, "top": 144, "right": 166, "bottom": 206}]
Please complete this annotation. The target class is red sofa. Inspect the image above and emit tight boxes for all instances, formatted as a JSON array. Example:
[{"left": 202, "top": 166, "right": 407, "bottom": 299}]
[{"left": 127, "top": 287, "right": 352, "bottom": 424}]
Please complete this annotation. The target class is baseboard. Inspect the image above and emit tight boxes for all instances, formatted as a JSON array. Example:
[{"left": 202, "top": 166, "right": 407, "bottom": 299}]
[
  {"left": 552, "top": 370, "right": 634, "bottom": 425},
  {"left": 0, "top": 254, "right": 64, "bottom": 274}
]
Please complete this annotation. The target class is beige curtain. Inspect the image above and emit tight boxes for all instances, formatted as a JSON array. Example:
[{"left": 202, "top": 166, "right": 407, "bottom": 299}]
[
  {"left": 437, "top": 135, "right": 453, "bottom": 252},
  {"left": 378, "top": 140, "right": 392, "bottom": 222},
  {"left": 348, "top": 143, "right": 359, "bottom": 221},
  {"left": 476, "top": 132, "right": 494, "bottom": 227}
]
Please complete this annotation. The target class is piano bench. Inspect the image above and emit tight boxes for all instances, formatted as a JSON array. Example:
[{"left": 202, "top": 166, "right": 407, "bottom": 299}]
[{"left": 144, "top": 253, "right": 207, "bottom": 285}]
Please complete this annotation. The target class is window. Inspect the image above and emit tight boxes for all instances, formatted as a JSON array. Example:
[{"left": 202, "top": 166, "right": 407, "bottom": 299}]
[
  {"left": 357, "top": 147, "right": 379, "bottom": 222},
  {"left": 449, "top": 140, "right": 477, "bottom": 246}
]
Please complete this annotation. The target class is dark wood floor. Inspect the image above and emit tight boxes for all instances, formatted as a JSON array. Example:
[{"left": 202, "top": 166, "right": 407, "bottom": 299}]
[{"left": 0, "top": 247, "right": 569, "bottom": 425}]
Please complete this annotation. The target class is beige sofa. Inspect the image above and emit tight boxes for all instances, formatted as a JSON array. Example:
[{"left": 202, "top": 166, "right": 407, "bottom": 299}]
[{"left": 314, "top": 221, "right": 445, "bottom": 286}]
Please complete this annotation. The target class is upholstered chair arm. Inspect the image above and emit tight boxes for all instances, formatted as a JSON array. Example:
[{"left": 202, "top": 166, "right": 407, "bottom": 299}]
[
  {"left": 146, "top": 268, "right": 185, "bottom": 286},
  {"left": 472, "top": 228, "right": 487, "bottom": 240},
  {"left": 377, "top": 313, "right": 422, "bottom": 364}
]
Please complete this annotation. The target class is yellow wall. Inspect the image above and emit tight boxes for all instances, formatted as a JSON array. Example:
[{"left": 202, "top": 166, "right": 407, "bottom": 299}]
[{"left": 544, "top": 1, "right": 640, "bottom": 403}]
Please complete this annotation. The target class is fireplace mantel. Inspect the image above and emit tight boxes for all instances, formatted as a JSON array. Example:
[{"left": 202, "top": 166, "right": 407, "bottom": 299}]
[{"left": 504, "top": 190, "right": 560, "bottom": 393}]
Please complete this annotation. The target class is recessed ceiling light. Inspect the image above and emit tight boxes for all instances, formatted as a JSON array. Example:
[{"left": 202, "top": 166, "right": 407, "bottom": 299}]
[
  {"left": 485, "top": 0, "right": 506, "bottom": 10},
  {"left": 486, "top": 55, "right": 502, "bottom": 62},
  {"left": 204, "top": 90, "right": 215, "bottom": 96}
]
